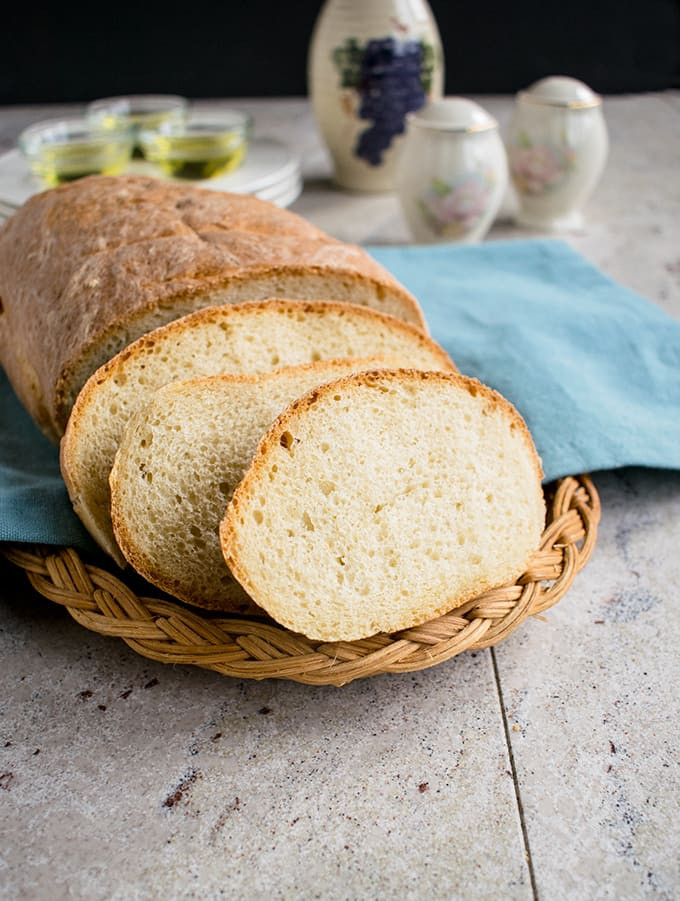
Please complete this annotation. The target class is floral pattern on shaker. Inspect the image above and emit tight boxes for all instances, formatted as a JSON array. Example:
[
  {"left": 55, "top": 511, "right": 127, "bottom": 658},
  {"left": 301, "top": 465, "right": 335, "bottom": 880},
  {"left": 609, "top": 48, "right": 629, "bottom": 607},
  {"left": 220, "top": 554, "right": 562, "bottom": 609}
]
[
  {"left": 418, "top": 172, "right": 494, "bottom": 238},
  {"left": 509, "top": 132, "right": 576, "bottom": 195}
]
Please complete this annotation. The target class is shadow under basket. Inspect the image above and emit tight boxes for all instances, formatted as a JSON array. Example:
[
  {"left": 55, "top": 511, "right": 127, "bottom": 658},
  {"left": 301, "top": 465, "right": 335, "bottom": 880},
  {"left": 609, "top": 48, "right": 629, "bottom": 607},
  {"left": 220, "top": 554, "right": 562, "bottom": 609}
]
[{"left": 2, "top": 475, "right": 600, "bottom": 686}]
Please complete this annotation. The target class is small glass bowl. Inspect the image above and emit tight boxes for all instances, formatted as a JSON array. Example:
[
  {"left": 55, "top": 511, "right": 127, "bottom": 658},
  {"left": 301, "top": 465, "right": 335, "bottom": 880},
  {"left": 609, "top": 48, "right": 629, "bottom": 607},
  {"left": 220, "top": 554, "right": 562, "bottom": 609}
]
[
  {"left": 87, "top": 95, "right": 188, "bottom": 156},
  {"left": 138, "top": 109, "right": 253, "bottom": 180},
  {"left": 18, "top": 118, "right": 134, "bottom": 187}
]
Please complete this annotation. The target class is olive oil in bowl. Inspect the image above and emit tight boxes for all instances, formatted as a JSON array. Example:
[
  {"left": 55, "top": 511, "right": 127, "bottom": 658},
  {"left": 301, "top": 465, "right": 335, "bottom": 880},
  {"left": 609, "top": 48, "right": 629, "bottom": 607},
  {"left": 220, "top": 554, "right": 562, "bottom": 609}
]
[
  {"left": 87, "top": 95, "right": 188, "bottom": 158},
  {"left": 18, "top": 118, "right": 133, "bottom": 187},
  {"left": 139, "top": 110, "right": 252, "bottom": 180},
  {"left": 143, "top": 134, "right": 246, "bottom": 179}
]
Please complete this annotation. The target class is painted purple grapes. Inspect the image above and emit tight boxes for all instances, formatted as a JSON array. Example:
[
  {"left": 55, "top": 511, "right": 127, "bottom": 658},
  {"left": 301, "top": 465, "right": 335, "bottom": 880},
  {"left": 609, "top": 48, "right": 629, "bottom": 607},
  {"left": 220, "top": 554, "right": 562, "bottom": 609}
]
[{"left": 355, "top": 37, "right": 428, "bottom": 167}]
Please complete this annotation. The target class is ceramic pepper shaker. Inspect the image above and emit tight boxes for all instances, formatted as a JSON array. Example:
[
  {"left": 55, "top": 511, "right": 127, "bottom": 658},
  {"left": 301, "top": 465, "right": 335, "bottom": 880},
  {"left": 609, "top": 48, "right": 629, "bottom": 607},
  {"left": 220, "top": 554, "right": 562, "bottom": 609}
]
[
  {"left": 395, "top": 98, "right": 508, "bottom": 244},
  {"left": 506, "top": 76, "right": 608, "bottom": 230},
  {"left": 308, "top": 0, "right": 444, "bottom": 192}
]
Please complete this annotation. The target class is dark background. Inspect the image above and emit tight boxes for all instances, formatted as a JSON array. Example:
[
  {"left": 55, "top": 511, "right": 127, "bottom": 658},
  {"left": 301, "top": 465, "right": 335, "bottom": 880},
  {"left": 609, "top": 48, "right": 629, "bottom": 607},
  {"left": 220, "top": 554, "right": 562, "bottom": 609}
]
[{"left": 2, "top": 0, "right": 679, "bottom": 104}]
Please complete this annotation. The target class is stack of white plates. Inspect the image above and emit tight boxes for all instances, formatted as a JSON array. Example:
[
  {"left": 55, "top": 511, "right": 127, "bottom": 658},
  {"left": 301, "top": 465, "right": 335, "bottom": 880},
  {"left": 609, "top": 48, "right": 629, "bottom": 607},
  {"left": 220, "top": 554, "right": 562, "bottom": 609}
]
[{"left": 0, "top": 137, "right": 302, "bottom": 217}]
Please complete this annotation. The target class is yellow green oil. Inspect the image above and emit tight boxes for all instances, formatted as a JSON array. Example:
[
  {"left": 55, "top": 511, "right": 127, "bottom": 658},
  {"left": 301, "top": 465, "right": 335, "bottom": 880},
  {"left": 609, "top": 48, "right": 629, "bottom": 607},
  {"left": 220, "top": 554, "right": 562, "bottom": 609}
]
[
  {"left": 144, "top": 134, "right": 246, "bottom": 179},
  {"left": 100, "top": 110, "right": 180, "bottom": 131},
  {"left": 31, "top": 140, "right": 131, "bottom": 186},
  {"left": 98, "top": 111, "right": 183, "bottom": 157}
]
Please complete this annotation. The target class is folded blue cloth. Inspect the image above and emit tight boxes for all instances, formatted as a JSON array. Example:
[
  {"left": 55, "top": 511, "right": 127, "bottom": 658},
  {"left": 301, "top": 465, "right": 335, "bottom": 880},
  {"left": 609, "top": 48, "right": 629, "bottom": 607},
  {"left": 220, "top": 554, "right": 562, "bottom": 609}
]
[
  {"left": 369, "top": 239, "right": 680, "bottom": 482},
  {"left": 1, "top": 238, "right": 678, "bottom": 549},
  {"left": 0, "top": 370, "right": 98, "bottom": 551}
]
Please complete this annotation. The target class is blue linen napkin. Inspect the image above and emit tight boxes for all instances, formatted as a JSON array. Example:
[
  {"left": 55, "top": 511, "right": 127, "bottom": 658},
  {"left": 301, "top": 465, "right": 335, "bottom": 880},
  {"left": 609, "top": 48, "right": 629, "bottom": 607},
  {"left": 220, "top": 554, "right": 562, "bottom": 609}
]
[
  {"left": 0, "top": 237, "right": 678, "bottom": 550},
  {"left": 0, "top": 371, "right": 98, "bottom": 552},
  {"left": 369, "top": 239, "right": 680, "bottom": 482}
]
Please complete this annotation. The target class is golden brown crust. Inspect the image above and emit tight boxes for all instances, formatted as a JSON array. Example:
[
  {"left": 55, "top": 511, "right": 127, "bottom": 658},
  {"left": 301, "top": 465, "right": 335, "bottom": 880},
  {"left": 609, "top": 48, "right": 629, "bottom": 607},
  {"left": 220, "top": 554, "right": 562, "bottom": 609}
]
[
  {"left": 60, "top": 298, "right": 452, "bottom": 488},
  {"left": 0, "top": 175, "right": 423, "bottom": 440},
  {"left": 64, "top": 297, "right": 453, "bottom": 422},
  {"left": 61, "top": 299, "right": 452, "bottom": 571},
  {"left": 226, "top": 368, "right": 543, "bottom": 501},
  {"left": 49, "top": 266, "right": 427, "bottom": 434},
  {"left": 219, "top": 369, "right": 545, "bottom": 625}
]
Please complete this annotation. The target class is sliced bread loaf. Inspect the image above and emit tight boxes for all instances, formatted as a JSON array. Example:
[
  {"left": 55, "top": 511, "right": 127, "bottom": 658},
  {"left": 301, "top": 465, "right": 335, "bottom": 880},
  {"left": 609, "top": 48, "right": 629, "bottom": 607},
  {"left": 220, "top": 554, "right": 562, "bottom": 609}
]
[
  {"left": 61, "top": 299, "right": 455, "bottom": 564},
  {"left": 220, "top": 370, "right": 546, "bottom": 642},
  {"left": 109, "top": 358, "right": 415, "bottom": 611},
  {"left": 0, "top": 175, "right": 425, "bottom": 441}
]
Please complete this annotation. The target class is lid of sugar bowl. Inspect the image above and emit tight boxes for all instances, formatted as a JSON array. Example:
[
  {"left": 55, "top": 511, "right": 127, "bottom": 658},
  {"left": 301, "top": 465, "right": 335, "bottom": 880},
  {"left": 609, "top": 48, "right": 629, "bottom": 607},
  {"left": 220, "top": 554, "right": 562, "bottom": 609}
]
[
  {"left": 519, "top": 76, "right": 602, "bottom": 109},
  {"left": 408, "top": 98, "right": 499, "bottom": 133}
]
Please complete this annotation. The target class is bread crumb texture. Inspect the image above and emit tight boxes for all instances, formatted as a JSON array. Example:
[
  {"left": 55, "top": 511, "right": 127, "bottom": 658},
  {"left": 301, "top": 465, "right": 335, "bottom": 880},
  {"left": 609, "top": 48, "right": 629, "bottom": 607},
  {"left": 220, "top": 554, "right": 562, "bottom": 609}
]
[
  {"left": 62, "top": 299, "right": 453, "bottom": 564},
  {"left": 109, "top": 358, "right": 407, "bottom": 610},
  {"left": 221, "top": 370, "right": 545, "bottom": 642}
]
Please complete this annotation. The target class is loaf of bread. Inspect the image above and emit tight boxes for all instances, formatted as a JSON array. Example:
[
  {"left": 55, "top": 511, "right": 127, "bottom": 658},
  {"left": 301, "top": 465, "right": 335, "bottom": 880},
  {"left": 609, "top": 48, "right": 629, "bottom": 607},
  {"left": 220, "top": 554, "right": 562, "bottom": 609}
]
[
  {"left": 61, "top": 299, "right": 455, "bottom": 564},
  {"left": 109, "top": 358, "right": 425, "bottom": 611},
  {"left": 2, "top": 174, "right": 546, "bottom": 645},
  {"left": 0, "top": 175, "right": 424, "bottom": 441},
  {"left": 220, "top": 370, "right": 546, "bottom": 642}
]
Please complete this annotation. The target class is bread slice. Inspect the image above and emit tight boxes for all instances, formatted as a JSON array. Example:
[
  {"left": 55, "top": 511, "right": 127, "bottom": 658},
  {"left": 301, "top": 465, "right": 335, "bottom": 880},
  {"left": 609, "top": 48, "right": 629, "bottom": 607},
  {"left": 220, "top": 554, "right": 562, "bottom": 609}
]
[
  {"left": 0, "top": 175, "right": 425, "bottom": 441},
  {"left": 109, "top": 358, "right": 424, "bottom": 611},
  {"left": 220, "top": 370, "right": 546, "bottom": 642},
  {"left": 61, "top": 299, "right": 455, "bottom": 564}
]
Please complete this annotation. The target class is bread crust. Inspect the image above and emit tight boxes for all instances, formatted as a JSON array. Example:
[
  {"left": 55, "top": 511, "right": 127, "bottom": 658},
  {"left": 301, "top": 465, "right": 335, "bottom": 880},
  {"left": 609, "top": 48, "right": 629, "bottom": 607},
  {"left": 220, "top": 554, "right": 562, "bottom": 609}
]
[
  {"left": 220, "top": 369, "right": 545, "bottom": 640},
  {"left": 223, "top": 368, "right": 544, "bottom": 516},
  {"left": 59, "top": 298, "right": 455, "bottom": 564},
  {"left": 0, "top": 176, "right": 424, "bottom": 441},
  {"left": 65, "top": 297, "right": 453, "bottom": 420}
]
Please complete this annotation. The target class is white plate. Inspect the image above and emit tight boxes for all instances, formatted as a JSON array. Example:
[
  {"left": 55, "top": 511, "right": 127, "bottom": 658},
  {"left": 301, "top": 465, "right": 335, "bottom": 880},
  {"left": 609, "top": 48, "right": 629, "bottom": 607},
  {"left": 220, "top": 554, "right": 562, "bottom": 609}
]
[
  {"left": 0, "top": 138, "right": 302, "bottom": 209},
  {"left": 265, "top": 177, "right": 303, "bottom": 208},
  {"left": 254, "top": 171, "right": 303, "bottom": 204}
]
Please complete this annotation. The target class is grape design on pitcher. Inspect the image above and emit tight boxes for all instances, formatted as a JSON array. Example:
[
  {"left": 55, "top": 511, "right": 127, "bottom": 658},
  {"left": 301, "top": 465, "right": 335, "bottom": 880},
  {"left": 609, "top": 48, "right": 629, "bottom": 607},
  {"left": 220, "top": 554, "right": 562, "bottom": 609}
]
[{"left": 333, "top": 36, "right": 435, "bottom": 166}]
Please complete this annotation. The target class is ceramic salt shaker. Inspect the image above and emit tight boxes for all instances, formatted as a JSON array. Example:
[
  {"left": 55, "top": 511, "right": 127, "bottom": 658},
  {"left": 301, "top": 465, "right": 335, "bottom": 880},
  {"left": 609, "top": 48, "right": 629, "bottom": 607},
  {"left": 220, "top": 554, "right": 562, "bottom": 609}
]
[
  {"left": 506, "top": 76, "right": 608, "bottom": 230},
  {"left": 308, "top": 0, "right": 444, "bottom": 192},
  {"left": 395, "top": 98, "right": 508, "bottom": 243}
]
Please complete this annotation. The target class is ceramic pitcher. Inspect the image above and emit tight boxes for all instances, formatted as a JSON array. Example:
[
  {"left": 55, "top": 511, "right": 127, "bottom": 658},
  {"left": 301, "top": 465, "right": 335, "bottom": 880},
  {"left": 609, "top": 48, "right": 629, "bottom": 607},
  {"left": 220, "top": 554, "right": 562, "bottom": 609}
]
[{"left": 308, "top": 0, "right": 444, "bottom": 192}]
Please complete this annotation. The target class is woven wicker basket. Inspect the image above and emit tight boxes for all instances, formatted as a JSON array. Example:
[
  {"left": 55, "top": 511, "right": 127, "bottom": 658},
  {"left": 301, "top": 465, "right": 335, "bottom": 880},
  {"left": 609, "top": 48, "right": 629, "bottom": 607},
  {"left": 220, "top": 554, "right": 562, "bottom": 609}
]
[{"left": 2, "top": 474, "right": 599, "bottom": 686}]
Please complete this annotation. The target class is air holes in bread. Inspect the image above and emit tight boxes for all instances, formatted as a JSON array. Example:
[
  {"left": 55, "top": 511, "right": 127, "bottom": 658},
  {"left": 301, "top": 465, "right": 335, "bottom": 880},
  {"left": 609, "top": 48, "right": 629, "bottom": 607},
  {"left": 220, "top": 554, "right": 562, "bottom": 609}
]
[{"left": 280, "top": 430, "right": 294, "bottom": 450}]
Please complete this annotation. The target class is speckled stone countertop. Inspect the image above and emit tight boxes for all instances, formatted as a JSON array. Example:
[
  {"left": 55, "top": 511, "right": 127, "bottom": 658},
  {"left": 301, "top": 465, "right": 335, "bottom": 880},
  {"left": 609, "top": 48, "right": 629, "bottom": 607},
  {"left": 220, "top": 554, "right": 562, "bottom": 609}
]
[{"left": 1, "top": 94, "right": 679, "bottom": 900}]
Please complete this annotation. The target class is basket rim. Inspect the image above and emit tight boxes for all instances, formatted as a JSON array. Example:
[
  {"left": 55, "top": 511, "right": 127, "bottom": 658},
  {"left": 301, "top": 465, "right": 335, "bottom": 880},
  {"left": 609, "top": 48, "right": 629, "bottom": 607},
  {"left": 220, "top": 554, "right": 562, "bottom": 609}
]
[{"left": 1, "top": 474, "right": 600, "bottom": 686}]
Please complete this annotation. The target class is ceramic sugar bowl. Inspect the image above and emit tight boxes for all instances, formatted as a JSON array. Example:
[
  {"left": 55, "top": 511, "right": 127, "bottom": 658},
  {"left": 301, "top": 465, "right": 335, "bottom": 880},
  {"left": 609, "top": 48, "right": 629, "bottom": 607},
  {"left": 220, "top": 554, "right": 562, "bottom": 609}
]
[
  {"left": 506, "top": 76, "right": 608, "bottom": 230},
  {"left": 395, "top": 98, "right": 508, "bottom": 244}
]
